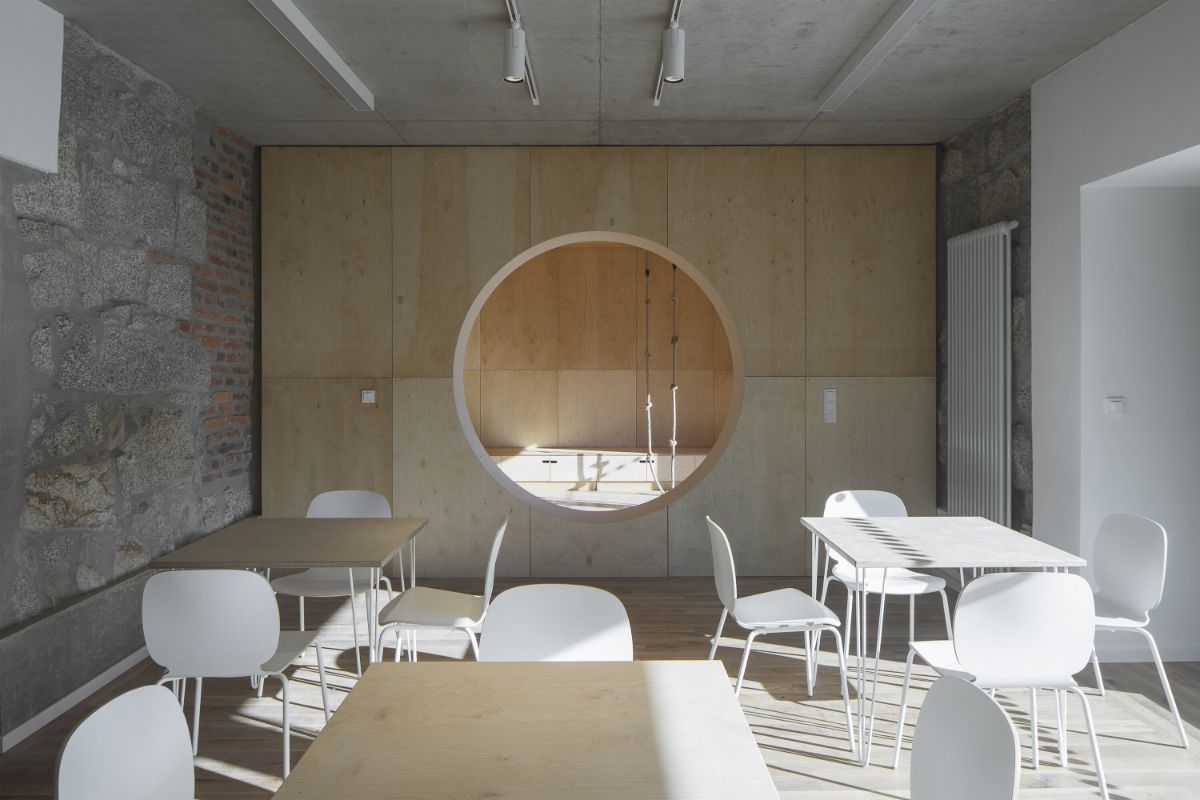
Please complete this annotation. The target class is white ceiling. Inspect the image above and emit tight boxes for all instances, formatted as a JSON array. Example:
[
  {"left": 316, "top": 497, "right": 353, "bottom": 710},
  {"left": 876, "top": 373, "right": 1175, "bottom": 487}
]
[{"left": 43, "top": 0, "right": 1168, "bottom": 146}]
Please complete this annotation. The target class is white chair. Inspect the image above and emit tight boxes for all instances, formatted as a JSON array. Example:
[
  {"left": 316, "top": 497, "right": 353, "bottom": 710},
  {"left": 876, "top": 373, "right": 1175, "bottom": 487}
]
[
  {"left": 57, "top": 685, "right": 194, "bottom": 800},
  {"left": 705, "top": 517, "right": 857, "bottom": 753},
  {"left": 1089, "top": 512, "right": 1188, "bottom": 748},
  {"left": 143, "top": 569, "right": 329, "bottom": 778},
  {"left": 819, "top": 490, "right": 952, "bottom": 646},
  {"left": 478, "top": 584, "right": 633, "bottom": 662},
  {"left": 270, "top": 490, "right": 396, "bottom": 676},
  {"left": 376, "top": 516, "right": 509, "bottom": 661},
  {"left": 893, "top": 572, "right": 1108, "bottom": 800},
  {"left": 910, "top": 677, "right": 1019, "bottom": 800}
]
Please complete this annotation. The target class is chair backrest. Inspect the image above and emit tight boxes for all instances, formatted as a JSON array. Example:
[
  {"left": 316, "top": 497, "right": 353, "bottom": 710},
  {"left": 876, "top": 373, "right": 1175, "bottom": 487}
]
[
  {"left": 910, "top": 677, "right": 1019, "bottom": 800},
  {"left": 1092, "top": 512, "right": 1168, "bottom": 616},
  {"left": 953, "top": 572, "right": 1095, "bottom": 687},
  {"left": 823, "top": 489, "right": 908, "bottom": 518},
  {"left": 478, "top": 584, "right": 633, "bottom": 662},
  {"left": 706, "top": 517, "right": 738, "bottom": 613},
  {"left": 306, "top": 489, "right": 392, "bottom": 518},
  {"left": 57, "top": 685, "right": 194, "bottom": 800},
  {"left": 143, "top": 570, "right": 280, "bottom": 678},
  {"left": 482, "top": 516, "right": 511, "bottom": 606},
  {"left": 306, "top": 490, "right": 392, "bottom": 581}
]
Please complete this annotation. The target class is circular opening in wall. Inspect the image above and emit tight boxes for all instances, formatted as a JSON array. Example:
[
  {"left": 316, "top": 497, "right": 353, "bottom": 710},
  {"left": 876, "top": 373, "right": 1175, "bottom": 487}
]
[{"left": 453, "top": 231, "right": 744, "bottom": 522}]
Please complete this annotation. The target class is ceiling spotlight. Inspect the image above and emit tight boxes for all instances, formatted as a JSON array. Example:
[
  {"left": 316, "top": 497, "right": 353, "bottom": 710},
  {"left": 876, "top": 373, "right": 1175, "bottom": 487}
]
[
  {"left": 662, "top": 21, "right": 685, "bottom": 83},
  {"left": 504, "top": 23, "right": 526, "bottom": 83}
]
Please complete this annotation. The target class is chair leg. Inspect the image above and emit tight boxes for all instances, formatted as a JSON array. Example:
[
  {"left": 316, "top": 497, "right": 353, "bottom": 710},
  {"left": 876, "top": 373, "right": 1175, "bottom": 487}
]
[
  {"left": 1135, "top": 627, "right": 1190, "bottom": 748},
  {"left": 347, "top": 572, "right": 362, "bottom": 677},
  {"left": 380, "top": 576, "right": 394, "bottom": 602},
  {"left": 828, "top": 627, "right": 857, "bottom": 756},
  {"left": 1030, "top": 688, "right": 1040, "bottom": 770},
  {"left": 279, "top": 673, "right": 291, "bottom": 778},
  {"left": 938, "top": 589, "right": 953, "bottom": 639},
  {"left": 891, "top": 647, "right": 917, "bottom": 769},
  {"left": 466, "top": 628, "right": 480, "bottom": 660},
  {"left": 180, "top": 676, "right": 188, "bottom": 707},
  {"left": 734, "top": 630, "right": 761, "bottom": 696},
  {"left": 844, "top": 589, "right": 854, "bottom": 656},
  {"left": 394, "top": 627, "right": 405, "bottom": 663},
  {"left": 299, "top": 596, "right": 305, "bottom": 632},
  {"left": 908, "top": 595, "right": 915, "bottom": 643},
  {"left": 1091, "top": 647, "right": 1106, "bottom": 697},
  {"left": 814, "top": 557, "right": 834, "bottom": 657},
  {"left": 709, "top": 609, "right": 728, "bottom": 660},
  {"left": 315, "top": 645, "right": 330, "bottom": 722},
  {"left": 191, "top": 677, "right": 203, "bottom": 756},
  {"left": 1056, "top": 689, "right": 1068, "bottom": 768},
  {"left": 1069, "top": 686, "right": 1108, "bottom": 800}
]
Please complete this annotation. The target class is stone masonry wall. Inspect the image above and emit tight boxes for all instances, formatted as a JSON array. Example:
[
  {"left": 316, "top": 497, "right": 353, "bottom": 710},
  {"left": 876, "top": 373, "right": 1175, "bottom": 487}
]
[
  {"left": 937, "top": 92, "right": 1032, "bottom": 532},
  {"left": 0, "top": 22, "right": 256, "bottom": 735}
]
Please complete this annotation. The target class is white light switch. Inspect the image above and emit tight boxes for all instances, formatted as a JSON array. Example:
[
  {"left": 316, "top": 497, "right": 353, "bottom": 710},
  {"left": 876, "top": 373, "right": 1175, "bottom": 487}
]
[
  {"left": 823, "top": 388, "right": 837, "bottom": 424},
  {"left": 361, "top": 389, "right": 377, "bottom": 405},
  {"left": 1104, "top": 396, "right": 1125, "bottom": 416}
]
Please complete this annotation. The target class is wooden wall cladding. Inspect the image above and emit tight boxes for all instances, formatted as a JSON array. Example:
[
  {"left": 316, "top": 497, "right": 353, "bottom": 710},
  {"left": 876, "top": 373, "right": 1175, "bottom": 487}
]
[
  {"left": 263, "top": 379, "right": 393, "bottom": 516},
  {"left": 558, "top": 371, "right": 636, "bottom": 448},
  {"left": 805, "top": 147, "right": 935, "bottom": 376},
  {"left": 480, "top": 370, "right": 558, "bottom": 448},
  {"left": 667, "top": 147, "right": 806, "bottom": 378},
  {"left": 262, "top": 148, "right": 392, "bottom": 378},
  {"left": 556, "top": 246, "right": 637, "bottom": 370},
  {"left": 803, "top": 377, "right": 936, "bottom": 516},
  {"left": 530, "top": 148, "right": 667, "bottom": 241},
  {"left": 393, "top": 148, "right": 530, "bottom": 378},
  {"left": 480, "top": 252, "right": 558, "bottom": 371}
]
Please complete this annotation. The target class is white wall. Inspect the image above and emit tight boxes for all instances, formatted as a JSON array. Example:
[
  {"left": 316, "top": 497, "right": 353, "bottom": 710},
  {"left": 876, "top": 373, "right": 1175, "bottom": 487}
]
[
  {"left": 1033, "top": 0, "right": 1200, "bottom": 659},
  {"left": 0, "top": 1, "right": 63, "bottom": 172},
  {"left": 1080, "top": 188, "right": 1200, "bottom": 660}
]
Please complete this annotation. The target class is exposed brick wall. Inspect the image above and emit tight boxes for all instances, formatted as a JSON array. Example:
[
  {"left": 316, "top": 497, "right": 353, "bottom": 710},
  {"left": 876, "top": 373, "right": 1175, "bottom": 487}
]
[{"left": 193, "top": 128, "right": 256, "bottom": 486}]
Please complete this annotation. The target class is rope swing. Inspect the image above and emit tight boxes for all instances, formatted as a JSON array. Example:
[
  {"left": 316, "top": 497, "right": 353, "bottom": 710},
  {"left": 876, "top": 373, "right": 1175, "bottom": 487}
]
[{"left": 643, "top": 251, "right": 682, "bottom": 494}]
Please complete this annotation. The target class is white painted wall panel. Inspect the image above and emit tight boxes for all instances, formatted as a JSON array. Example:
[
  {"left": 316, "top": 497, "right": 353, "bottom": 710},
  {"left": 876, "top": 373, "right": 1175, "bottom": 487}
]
[{"left": 0, "top": 1, "right": 63, "bottom": 172}]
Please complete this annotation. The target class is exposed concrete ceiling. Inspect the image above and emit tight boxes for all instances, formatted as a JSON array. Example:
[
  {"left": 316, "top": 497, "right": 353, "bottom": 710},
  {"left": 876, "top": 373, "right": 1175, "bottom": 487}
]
[{"left": 43, "top": 0, "right": 1168, "bottom": 146}]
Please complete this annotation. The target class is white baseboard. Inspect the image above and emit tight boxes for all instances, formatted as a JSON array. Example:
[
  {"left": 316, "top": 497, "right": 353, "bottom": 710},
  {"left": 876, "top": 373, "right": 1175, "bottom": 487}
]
[{"left": 1, "top": 646, "right": 148, "bottom": 753}]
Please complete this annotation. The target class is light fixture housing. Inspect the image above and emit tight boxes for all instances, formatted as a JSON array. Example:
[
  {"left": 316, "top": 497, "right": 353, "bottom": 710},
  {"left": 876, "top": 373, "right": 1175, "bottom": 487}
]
[
  {"left": 662, "top": 21, "right": 685, "bottom": 83},
  {"left": 504, "top": 23, "right": 526, "bottom": 83}
]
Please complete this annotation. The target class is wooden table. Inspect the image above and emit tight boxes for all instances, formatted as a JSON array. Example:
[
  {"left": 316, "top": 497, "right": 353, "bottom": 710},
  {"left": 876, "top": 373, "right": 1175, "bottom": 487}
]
[
  {"left": 151, "top": 516, "right": 427, "bottom": 663},
  {"left": 274, "top": 661, "right": 780, "bottom": 799},
  {"left": 800, "top": 516, "right": 1086, "bottom": 766}
]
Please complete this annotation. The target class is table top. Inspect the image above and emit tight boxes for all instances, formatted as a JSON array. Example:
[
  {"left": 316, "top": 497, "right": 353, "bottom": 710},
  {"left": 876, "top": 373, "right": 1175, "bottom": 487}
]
[
  {"left": 273, "top": 661, "right": 780, "bottom": 800},
  {"left": 149, "top": 516, "right": 426, "bottom": 569},
  {"left": 800, "top": 516, "right": 1086, "bottom": 570}
]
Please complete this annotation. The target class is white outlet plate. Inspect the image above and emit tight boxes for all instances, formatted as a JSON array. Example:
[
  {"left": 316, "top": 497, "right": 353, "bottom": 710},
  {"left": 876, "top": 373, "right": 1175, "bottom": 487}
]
[
  {"left": 361, "top": 389, "right": 377, "bottom": 405},
  {"left": 823, "top": 388, "right": 837, "bottom": 424}
]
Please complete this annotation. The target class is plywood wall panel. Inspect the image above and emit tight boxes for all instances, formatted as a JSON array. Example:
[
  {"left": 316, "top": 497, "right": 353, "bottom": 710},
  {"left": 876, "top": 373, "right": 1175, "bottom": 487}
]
[
  {"left": 558, "top": 371, "right": 636, "bottom": 448},
  {"left": 393, "top": 148, "right": 530, "bottom": 378},
  {"left": 262, "top": 148, "right": 392, "bottom": 378},
  {"left": 530, "top": 148, "right": 668, "bottom": 241},
  {"left": 480, "top": 252, "right": 558, "bottom": 370},
  {"left": 803, "top": 377, "right": 935, "bottom": 516},
  {"left": 530, "top": 508, "right": 668, "bottom": 577},
  {"left": 668, "top": 378, "right": 807, "bottom": 576},
  {"left": 263, "top": 378, "right": 393, "bottom": 516},
  {"left": 667, "top": 147, "right": 805, "bottom": 377},
  {"left": 556, "top": 246, "right": 637, "bottom": 370},
  {"left": 480, "top": 370, "right": 559, "bottom": 448},
  {"left": 805, "top": 147, "right": 935, "bottom": 376},
  {"left": 394, "top": 379, "right": 531, "bottom": 578}
]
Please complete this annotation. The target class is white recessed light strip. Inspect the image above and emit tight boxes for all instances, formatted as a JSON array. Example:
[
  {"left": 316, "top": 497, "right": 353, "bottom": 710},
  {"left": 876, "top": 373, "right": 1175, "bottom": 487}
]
[
  {"left": 816, "top": 0, "right": 939, "bottom": 113},
  {"left": 653, "top": 0, "right": 684, "bottom": 107},
  {"left": 246, "top": 0, "right": 375, "bottom": 111},
  {"left": 503, "top": 0, "right": 540, "bottom": 106}
]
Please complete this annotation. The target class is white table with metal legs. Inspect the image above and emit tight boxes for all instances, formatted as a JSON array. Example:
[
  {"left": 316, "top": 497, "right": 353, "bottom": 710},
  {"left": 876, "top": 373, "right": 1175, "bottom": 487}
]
[
  {"left": 800, "top": 515, "right": 1086, "bottom": 766},
  {"left": 151, "top": 516, "right": 426, "bottom": 664}
]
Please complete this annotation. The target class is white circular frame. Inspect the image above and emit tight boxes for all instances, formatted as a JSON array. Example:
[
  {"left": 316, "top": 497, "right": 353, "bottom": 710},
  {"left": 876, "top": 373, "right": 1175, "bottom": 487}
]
[{"left": 453, "top": 231, "right": 746, "bottom": 523}]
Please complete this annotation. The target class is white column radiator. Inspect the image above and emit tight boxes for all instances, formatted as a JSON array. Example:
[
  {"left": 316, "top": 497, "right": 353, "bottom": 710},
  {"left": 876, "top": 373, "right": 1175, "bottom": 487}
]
[{"left": 947, "top": 221, "right": 1016, "bottom": 526}]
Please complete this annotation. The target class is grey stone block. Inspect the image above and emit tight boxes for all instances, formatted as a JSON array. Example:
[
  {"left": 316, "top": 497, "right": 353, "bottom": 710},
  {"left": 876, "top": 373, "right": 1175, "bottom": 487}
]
[
  {"left": 118, "top": 408, "right": 198, "bottom": 496},
  {"left": 11, "top": 136, "right": 82, "bottom": 227},
  {"left": 99, "top": 247, "right": 150, "bottom": 303},
  {"left": 59, "top": 323, "right": 209, "bottom": 394},
  {"left": 30, "top": 324, "right": 54, "bottom": 375},
  {"left": 80, "top": 167, "right": 176, "bottom": 249},
  {"left": 20, "top": 462, "right": 115, "bottom": 532},
  {"left": 147, "top": 263, "right": 194, "bottom": 318},
  {"left": 176, "top": 191, "right": 208, "bottom": 263},
  {"left": 42, "top": 416, "right": 83, "bottom": 459},
  {"left": 23, "top": 250, "right": 78, "bottom": 310}
]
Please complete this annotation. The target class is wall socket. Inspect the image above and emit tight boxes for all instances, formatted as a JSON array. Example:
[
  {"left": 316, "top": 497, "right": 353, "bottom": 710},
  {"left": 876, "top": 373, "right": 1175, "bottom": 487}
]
[
  {"left": 823, "top": 388, "right": 837, "bottom": 424},
  {"left": 361, "top": 389, "right": 376, "bottom": 405}
]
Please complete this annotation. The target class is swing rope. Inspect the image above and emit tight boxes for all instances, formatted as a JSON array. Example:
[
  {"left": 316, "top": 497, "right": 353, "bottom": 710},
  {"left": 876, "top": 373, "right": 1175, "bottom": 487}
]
[
  {"left": 644, "top": 251, "right": 666, "bottom": 494},
  {"left": 669, "top": 264, "right": 679, "bottom": 489}
]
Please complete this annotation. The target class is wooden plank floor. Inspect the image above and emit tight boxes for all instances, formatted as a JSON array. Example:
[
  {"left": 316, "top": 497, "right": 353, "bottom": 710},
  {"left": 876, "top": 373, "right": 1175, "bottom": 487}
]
[{"left": 2, "top": 577, "right": 1197, "bottom": 799}]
